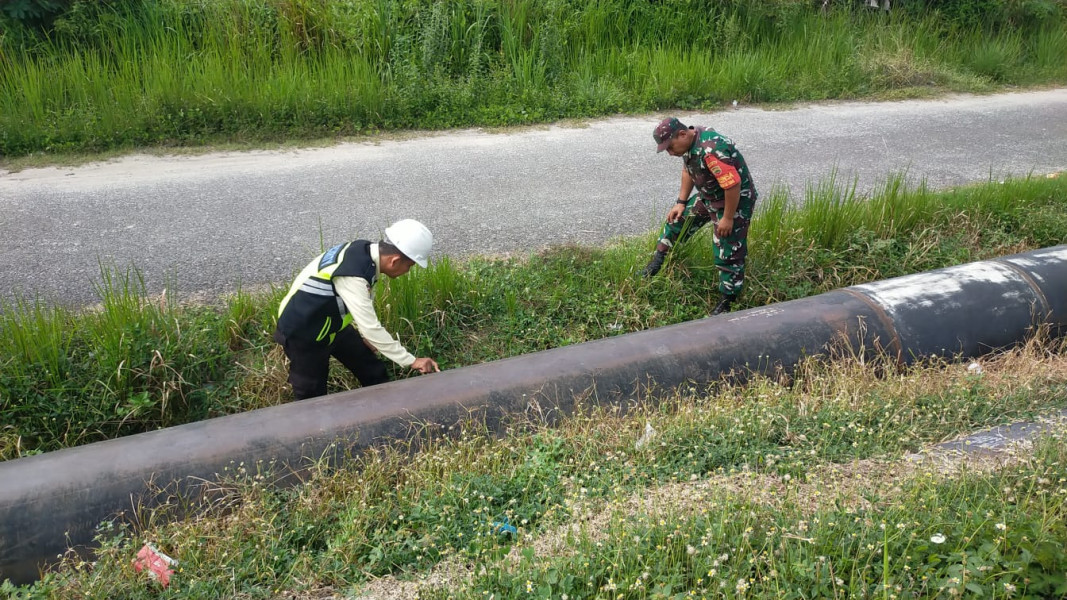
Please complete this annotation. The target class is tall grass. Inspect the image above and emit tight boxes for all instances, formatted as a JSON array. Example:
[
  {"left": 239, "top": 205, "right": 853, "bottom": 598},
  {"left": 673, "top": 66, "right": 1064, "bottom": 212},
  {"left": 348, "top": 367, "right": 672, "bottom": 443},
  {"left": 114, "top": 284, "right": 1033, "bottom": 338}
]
[
  {"left": 1, "top": 174, "right": 1065, "bottom": 460},
  {"left": 0, "top": 265, "right": 271, "bottom": 458},
  {"left": 1, "top": 0, "right": 1065, "bottom": 156}
]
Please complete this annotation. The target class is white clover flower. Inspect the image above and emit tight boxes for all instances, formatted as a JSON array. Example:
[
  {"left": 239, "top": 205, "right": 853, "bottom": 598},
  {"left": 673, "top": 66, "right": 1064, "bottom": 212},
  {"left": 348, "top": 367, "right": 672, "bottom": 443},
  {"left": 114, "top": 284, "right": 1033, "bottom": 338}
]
[
  {"left": 996, "top": 523, "right": 1007, "bottom": 531},
  {"left": 930, "top": 533, "right": 946, "bottom": 544}
]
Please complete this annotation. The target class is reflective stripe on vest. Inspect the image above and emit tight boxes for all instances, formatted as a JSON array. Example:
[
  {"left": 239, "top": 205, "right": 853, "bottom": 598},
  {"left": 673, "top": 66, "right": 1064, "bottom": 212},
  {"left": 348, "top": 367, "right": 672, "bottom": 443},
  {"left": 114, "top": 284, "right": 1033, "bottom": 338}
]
[{"left": 277, "top": 243, "right": 357, "bottom": 344}]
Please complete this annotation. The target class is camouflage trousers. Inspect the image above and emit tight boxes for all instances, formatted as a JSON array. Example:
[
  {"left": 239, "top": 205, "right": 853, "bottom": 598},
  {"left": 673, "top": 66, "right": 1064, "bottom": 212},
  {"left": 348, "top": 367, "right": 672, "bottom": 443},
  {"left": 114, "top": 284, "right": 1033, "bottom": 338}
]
[{"left": 656, "top": 189, "right": 756, "bottom": 298}]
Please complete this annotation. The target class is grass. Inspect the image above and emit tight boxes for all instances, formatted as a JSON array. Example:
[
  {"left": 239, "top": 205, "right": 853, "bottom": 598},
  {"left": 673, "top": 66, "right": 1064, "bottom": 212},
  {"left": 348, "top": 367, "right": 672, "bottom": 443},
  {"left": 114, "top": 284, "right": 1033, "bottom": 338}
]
[
  {"left": 448, "top": 428, "right": 1067, "bottom": 599},
  {"left": 6, "top": 337, "right": 1066, "bottom": 598},
  {"left": 1, "top": 1, "right": 1066, "bottom": 158},
  {"left": 1, "top": 172, "right": 1066, "bottom": 461}
]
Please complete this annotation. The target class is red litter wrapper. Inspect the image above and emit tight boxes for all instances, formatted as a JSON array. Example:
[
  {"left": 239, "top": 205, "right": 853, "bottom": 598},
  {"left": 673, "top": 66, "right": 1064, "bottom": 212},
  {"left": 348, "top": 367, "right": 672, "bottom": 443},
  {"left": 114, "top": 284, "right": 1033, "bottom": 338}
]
[{"left": 133, "top": 543, "right": 178, "bottom": 587}]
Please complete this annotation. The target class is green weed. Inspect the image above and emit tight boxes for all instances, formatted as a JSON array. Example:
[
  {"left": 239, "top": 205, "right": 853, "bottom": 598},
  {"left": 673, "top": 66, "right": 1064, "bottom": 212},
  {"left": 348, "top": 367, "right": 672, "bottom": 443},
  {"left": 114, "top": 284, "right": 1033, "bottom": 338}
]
[
  {"left": 2, "top": 1, "right": 1066, "bottom": 157},
  {"left": 14, "top": 340, "right": 1067, "bottom": 598}
]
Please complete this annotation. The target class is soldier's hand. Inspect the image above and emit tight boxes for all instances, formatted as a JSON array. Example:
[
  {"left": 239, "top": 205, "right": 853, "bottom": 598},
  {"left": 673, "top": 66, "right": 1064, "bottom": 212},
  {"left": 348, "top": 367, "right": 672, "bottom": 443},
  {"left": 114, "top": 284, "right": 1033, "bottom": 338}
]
[
  {"left": 715, "top": 216, "right": 734, "bottom": 238},
  {"left": 667, "top": 203, "right": 686, "bottom": 224},
  {"left": 411, "top": 357, "right": 440, "bottom": 374}
]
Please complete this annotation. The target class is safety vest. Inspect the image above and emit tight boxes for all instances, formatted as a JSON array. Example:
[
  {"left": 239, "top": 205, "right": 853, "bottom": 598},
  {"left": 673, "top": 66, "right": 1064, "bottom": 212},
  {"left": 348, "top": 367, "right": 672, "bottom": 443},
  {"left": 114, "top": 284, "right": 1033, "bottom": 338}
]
[{"left": 276, "top": 240, "right": 378, "bottom": 345}]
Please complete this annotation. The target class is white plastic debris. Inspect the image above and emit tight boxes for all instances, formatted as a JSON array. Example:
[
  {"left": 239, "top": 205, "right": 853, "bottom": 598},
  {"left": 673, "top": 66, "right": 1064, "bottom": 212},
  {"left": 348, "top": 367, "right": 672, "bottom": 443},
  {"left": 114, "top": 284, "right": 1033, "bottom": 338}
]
[
  {"left": 967, "top": 362, "right": 983, "bottom": 375},
  {"left": 635, "top": 422, "right": 657, "bottom": 450}
]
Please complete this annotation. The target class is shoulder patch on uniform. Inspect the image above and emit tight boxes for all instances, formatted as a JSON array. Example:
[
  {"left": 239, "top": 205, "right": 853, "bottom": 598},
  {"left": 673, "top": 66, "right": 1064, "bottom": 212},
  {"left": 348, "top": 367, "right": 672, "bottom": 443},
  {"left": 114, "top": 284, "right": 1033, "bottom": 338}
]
[
  {"left": 704, "top": 155, "right": 741, "bottom": 190},
  {"left": 319, "top": 243, "right": 346, "bottom": 270}
]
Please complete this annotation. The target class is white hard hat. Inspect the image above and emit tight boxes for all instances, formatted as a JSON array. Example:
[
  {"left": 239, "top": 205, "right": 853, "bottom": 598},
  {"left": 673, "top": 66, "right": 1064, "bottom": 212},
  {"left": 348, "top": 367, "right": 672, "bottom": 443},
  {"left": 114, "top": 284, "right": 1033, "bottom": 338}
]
[{"left": 384, "top": 219, "right": 433, "bottom": 268}]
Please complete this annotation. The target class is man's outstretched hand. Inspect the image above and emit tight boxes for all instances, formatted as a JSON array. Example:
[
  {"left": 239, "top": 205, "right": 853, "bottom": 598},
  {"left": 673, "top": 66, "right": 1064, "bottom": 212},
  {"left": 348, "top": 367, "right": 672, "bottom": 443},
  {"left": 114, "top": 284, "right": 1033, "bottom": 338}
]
[
  {"left": 667, "top": 203, "right": 686, "bottom": 224},
  {"left": 411, "top": 357, "right": 440, "bottom": 374}
]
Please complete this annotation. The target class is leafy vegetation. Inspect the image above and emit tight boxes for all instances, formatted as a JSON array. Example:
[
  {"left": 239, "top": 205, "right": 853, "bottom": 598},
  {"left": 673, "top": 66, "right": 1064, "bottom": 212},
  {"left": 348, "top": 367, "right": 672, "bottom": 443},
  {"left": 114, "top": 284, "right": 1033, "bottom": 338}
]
[
  {"left": 1, "top": 173, "right": 1065, "bottom": 461},
  {"left": 1, "top": 0, "right": 1065, "bottom": 157},
  {"left": 5, "top": 338, "right": 1066, "bottom": 598}
]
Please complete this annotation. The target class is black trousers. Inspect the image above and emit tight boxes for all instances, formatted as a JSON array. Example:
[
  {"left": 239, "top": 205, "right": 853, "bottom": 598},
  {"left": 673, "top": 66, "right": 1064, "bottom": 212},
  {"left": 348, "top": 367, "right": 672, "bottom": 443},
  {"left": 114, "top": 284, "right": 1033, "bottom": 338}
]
[{"left": 273, "top": 326, "right": 389, "bottom": 400}]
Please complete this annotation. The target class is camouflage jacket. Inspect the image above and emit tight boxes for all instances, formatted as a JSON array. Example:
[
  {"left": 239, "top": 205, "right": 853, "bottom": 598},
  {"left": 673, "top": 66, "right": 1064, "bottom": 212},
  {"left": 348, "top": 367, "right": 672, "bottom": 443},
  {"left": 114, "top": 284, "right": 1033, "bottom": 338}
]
[{"left": 682, "top": 127, "right": 756, "bottom": 208}]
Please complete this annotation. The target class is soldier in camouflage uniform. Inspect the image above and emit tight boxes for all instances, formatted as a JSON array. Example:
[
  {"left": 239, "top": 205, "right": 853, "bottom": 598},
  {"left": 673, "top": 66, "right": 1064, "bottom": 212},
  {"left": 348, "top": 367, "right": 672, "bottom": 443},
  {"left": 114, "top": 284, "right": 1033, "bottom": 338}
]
[{"left": 644, "top": 117, "right": 758, "bottom": 316}]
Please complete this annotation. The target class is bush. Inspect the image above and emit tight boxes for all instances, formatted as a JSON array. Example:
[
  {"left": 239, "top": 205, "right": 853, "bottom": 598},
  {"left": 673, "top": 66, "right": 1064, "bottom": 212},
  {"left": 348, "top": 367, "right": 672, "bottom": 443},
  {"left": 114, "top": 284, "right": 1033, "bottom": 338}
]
[
  {"left": 898, "top": 0, "right": 1066, "bottom": 30},
  {"left": 0, "top": 0, "right": 70, "bottom": 29}
]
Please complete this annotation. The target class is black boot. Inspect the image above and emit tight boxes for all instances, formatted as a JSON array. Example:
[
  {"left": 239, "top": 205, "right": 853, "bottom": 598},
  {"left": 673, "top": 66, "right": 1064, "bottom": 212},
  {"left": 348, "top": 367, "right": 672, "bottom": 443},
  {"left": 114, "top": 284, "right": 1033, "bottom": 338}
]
[
  {"left": 710, "top": 295, "right": 736, "bottom": 316},
  {"left": 642, "top": 251, "right": 667, "bottom": 277}
]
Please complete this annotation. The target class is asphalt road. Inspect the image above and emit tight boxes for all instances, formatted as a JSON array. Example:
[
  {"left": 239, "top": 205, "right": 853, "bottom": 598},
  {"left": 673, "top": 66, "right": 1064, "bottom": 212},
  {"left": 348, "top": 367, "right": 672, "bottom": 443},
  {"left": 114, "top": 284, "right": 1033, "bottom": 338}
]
[{"left": 2, "top": 88, "right": 1065, "bottom": 306}]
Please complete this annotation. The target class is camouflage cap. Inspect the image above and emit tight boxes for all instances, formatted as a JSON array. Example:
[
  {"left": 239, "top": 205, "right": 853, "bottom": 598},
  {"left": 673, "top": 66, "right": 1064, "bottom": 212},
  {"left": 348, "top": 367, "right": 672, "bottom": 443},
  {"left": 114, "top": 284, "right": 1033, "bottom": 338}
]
[{"left": 653, "top": 117, "right": 687, "bottom": 152}]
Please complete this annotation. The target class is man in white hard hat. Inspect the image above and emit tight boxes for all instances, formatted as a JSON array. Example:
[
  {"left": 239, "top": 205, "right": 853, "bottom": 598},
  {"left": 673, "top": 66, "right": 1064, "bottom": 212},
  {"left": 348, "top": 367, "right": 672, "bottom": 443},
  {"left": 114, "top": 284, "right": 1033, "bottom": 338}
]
[{"left": 274, "top": 219, "right": 440, "bottom": 400}]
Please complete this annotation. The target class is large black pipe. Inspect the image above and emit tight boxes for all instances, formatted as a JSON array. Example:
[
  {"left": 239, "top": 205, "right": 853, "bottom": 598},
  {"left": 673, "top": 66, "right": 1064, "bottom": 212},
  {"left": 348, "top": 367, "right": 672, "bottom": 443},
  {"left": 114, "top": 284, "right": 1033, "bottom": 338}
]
[{"left": 1, "top": 245, "right": 1065, "bottom": 584}]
